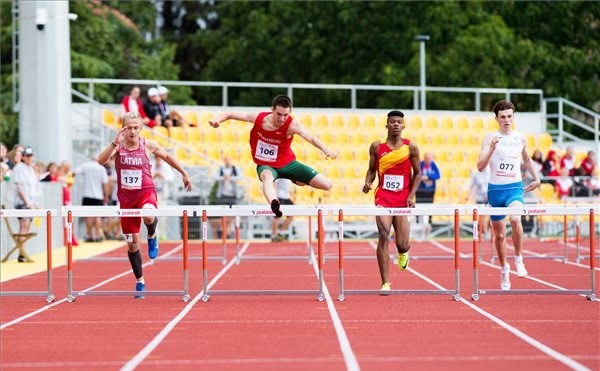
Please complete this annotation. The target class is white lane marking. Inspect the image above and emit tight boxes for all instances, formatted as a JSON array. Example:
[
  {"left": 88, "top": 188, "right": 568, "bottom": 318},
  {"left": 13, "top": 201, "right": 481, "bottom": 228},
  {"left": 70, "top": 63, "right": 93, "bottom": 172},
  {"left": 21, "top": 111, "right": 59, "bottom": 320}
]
[
  {"left": 120, "top": 241, "right": 250, "bottom": 371},
  {"left": 311, "top": 256, "right": 360, "bottom": 371},
  {"left": 1, "top": 244, "right": 184, "bottom": 330}
]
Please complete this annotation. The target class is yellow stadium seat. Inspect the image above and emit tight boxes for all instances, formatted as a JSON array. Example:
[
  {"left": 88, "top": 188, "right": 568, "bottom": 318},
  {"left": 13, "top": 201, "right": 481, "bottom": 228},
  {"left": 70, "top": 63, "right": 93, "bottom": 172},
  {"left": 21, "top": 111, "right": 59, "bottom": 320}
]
[
  {"left": 466, "top": 148, "right": 480, "bottom": 163},
  {"left": 200, "top": 112, "right": 214, "bottom": 125},
  {"left": 525, "top": 133, "right": 536, "bottom": 151},
  {"left": 347, "top": 113, "right": 360, "bottom": 129},
  {"left": 140, "top": 127, "right": 152, "bottom": 139},
  {"left": 440, "top": 116, "right": 454, "bottom": 130},
  {"left": 456, "top": 117, "right": 469, "bottom": 130},
  {"left": 446, "top": 132, "right": 460, "bottom": 146},
  {"left": 425, "top": 116, "right": 439, "bottom": 130},
  {"left": 362, "top": 114, "right": 376, "bottom": 130},
  {"left": 486, "top": 117, "right": 498, "bottom": 131},
  {"left": 183, "top": 111, "right": 199, "bottom": 127},
  {"left": 330, "top": 114, "right": 345, "bottom": 129},
  {"left": 377, "top": 114, "right": 388, "bottom": 128},
  {"left": 540, "top": 183, "right": 556, "bottom": 202},
  {"left": 219, "top": 129, "right": 235, "bottom": 143},
  {"left": 152, "top": 126, "right": 171, "bottom": 148},
  {"left": 297, "top": 113, "right": 312, "bottom": 129},
  {"left": 242, "top": 163, "right": 257, "bottom": 177},
  {"left": 175, "top": 146, "right": 193, "bottom": 166},
  {"left": 451, "top": 150, "right": 465, "bottom": 162},
  {"left": 461, "top": 133, "right": 476, "bottom": 147},
  {"left": 454, "top": 164, "right": 471, "bottom": 178},
  {"left": 407, "top": 115, "right": 422, "bottom": 130},
  {"left": 538, "top": 133, "right": 553, "bottom": 150},
  {"left": 337, "top": 146, "right": 355, "bottom": 161},
  {"left": 202, "top": 127, "right": 219, "bottom": 143},
  {"left": 185, "top": 128, "right": 201, "bottom": 144},
  {"left": 429, "top": 132, "right": 444, "bottom": 146},
  {"left": 471, "top": 117, "right": 484, "bottom": 131},
  {"left": 169, "top": 126, "right": 185, "bottom": 142},
  {"left": 315, "top": 113, "right": 328, "bottom": 128},
  {"left": 103, "top": 109, "right": 118, "bottom": 127}
]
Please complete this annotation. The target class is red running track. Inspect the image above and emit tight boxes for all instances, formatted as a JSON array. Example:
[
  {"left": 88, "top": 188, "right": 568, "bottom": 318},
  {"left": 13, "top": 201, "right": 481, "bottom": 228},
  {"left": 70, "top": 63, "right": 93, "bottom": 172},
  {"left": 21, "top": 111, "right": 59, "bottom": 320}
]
[{"left": 1, "top": 239, "right": 598, "bottom": 370}]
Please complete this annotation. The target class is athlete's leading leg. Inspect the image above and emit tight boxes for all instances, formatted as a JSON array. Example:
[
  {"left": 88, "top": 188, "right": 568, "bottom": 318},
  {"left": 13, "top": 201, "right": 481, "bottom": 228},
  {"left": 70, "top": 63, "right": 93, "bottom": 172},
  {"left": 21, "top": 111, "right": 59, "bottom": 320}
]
[
  {"left": 392, "top": 215, "right": 411, "bottom": 270},
  {"left": 375, "top": 215, "right": 393, "bottom": 287},
  {"left": 507, "top": 200, "right": 528, "bottom": 277}
]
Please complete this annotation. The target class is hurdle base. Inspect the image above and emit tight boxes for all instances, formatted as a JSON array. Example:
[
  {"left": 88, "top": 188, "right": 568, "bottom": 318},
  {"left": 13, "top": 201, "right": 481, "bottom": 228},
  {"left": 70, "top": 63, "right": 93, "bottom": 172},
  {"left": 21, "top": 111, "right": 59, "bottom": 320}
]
[
  {"left": 340, "top": 289, "right": 459, "bottom": 299},
  {"left": 473, "top": 289, "right": 595, "bottom": 298},
  {"left": 0, "top": 291, "right": 55, "bottom": 302},
  {"left": 204, "top": 289, "right": 324, "bottom": 301},
  {"left": 69, "top": 290, "right": 187, "bottom": 300}
]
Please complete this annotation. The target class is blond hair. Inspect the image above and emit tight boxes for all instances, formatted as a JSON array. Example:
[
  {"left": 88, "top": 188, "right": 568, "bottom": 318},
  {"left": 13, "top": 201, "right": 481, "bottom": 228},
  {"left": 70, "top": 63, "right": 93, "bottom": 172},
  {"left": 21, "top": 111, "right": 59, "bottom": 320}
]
[{"left": 121, "top": 112, "right": 143, "bottom": 126}]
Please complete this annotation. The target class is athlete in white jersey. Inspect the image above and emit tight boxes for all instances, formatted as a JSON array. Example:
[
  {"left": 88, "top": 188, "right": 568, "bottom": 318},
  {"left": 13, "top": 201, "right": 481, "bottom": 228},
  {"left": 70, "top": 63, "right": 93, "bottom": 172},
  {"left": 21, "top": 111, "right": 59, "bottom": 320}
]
[{"left": 477, "top": 100, "right": 540, "bottom": 290}]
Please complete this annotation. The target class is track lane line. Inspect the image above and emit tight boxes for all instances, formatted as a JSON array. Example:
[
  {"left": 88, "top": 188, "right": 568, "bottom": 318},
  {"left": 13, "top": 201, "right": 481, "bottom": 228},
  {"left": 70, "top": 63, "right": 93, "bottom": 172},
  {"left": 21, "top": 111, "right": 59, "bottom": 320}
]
[
  {"left": 407, "top": 266, "right": 592, "bottom": 371},
  {"left": 310, "top": 253, "right": 360, "bottom": 371},
  {"left": 1, "top": 243, "right": 183, "bottom": 330},
  {"left": 120, "top": 241, "right": 250, "bottom": 371}
]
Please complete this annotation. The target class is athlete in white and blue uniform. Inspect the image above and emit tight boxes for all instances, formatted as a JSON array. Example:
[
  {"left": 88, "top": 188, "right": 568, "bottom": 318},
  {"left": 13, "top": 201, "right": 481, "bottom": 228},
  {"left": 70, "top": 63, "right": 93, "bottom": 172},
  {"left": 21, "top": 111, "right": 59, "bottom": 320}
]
[{"left": 477, "top": 100, "right": 540, "bottom": 290}]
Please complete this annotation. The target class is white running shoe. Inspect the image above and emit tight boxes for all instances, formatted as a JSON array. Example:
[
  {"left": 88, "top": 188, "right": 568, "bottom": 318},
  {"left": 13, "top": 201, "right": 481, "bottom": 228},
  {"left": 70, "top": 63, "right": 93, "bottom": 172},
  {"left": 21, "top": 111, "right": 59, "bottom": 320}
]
[
  {"left": 514, "top": 256, "right": 528, "bottom": 277},
  {"left": 500, "top": 264, "right": 511, "bottom": 290}
]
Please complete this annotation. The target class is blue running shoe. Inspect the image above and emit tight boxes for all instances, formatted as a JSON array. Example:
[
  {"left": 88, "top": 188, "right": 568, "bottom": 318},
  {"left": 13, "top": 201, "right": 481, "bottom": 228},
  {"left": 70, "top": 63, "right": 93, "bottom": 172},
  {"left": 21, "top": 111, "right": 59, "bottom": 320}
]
[
  {"left": 135, "top": 282, "right": 145, "bottom": 299},
  {"left": 147, "top": 235, "right": 159, "bottom": 259}
]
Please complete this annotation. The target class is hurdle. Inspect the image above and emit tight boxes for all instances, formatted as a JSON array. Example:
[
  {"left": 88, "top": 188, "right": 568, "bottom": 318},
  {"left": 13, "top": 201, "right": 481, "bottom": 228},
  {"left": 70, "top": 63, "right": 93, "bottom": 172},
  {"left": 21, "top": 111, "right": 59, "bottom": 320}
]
[
  {"left": 335, "top": 206, "right": 463, "bottom": 301},
  {"left": 229, "top": 204, "right": 315, "bottom": 265},
  {"left": 64, "top": 206, "right": 192, "bottom": 302},
  {"left": 0, "top": 208, "right": 57, "bottom": 302},
  {"left": 471, "top": 205, "right": 598, "bottom": 301},
  {"left": 199, "top": 205, "right": 325, "bottom": 302},
  {"left": 563, "top": 197, "right": 600, "bottom": 263}
]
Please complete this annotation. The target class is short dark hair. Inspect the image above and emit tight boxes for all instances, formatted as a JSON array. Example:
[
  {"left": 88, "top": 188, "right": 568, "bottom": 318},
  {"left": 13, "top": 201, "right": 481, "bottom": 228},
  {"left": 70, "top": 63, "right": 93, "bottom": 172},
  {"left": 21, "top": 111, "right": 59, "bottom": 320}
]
[
  {"left": 492, "top": 100, "right": 515, "bottom": 116},
  {"left": 387, "top": 110, "right": 404, "bottom": 118},
  {"left": 272, "top": 95, "right": 292, "bottom": 109}
]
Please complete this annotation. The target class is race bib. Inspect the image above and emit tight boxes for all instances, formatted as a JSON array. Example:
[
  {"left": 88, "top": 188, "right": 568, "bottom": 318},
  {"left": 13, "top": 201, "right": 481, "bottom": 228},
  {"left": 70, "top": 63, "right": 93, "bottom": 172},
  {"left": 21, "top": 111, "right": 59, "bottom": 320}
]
[
  {"left": 494, "top": 155, "right": 520, "bottom": 178},
  {"left": 121, "top": 169, "right": 142, "bottom": 190},
  {"left": 382, "top": 174, "right": 404, "bottom": 192},
  {"left": 255, "top": 140, "right": 278, "bottom": 162}
]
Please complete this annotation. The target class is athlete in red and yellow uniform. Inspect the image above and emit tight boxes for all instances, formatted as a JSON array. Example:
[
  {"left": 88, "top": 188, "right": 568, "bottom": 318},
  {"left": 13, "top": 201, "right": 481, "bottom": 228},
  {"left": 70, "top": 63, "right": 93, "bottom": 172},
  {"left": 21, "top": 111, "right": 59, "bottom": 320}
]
[
  {"left": 363, "top": 110, "right": 421, "bottom": 292},
  {"left": 97, "top": 112, "right": 192, "bottom": 297},
  {"left": 209, "top": 95, "right": 337, "bottom": 217}
]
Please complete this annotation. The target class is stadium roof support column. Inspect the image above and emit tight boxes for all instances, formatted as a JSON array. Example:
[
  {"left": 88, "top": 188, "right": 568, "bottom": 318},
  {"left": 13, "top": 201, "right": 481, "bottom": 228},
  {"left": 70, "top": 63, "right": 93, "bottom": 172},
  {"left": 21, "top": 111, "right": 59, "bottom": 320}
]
[{"left": 18, "top": 0, "right": 72, "bottom": 163}]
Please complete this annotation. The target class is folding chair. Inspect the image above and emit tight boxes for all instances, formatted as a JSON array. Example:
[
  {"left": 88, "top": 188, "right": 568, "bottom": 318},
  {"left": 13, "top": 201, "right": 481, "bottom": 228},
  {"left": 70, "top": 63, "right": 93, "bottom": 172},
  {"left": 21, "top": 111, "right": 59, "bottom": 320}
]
[{"left": 2, "top": 217, "right": 36, "bottom": 263}]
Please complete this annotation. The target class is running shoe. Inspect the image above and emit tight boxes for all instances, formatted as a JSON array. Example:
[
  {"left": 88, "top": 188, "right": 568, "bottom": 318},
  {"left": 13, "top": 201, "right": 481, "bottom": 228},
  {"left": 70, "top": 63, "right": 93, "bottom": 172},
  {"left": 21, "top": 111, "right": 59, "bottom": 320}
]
[
  {"left": 272, "top": 233, "right": 287, "bottom": 242},
  {"left": 514, "top": 256, "right": 528, "bottom": 277},
  {"left": 270, "top": 199, "right": 283, "bottom": 218},
  {"left": 397, "top": 252, "right": 409, "bottom": 270},
  {"left": 500, "top": 264, "right": 511, "bottom": 290},
  {"left": 135, "top": 281, "right": 145, "bottom": 299},
  {"left": 380, "top": 282, "right": 391, "bottom": 294},
  {"left": 147, "top": 235, "right": 159, "bottom": 259}
]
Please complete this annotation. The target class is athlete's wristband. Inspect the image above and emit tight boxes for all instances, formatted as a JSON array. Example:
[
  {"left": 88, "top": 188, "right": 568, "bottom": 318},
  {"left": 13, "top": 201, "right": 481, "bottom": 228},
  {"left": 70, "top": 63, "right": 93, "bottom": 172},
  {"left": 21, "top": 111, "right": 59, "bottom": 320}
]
[{"left": 110, "top": 142, "right": 117, "bottom": 148}]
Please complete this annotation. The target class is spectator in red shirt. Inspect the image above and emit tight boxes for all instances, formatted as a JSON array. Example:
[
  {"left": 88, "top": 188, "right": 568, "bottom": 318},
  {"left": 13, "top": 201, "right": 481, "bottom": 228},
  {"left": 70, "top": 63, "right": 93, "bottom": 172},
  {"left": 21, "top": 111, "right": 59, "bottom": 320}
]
[
  {"left": 559, "top": 146, "right": 575, "bottom": 176},
  {"left": 121, "top": 86, "right": 156, "bottom": 128},
  {"left": 576, "top": 150, "right": 596, "bottom": 176},
  {"left": 555, "top": 167, "right": 573, "bottom": 199}
]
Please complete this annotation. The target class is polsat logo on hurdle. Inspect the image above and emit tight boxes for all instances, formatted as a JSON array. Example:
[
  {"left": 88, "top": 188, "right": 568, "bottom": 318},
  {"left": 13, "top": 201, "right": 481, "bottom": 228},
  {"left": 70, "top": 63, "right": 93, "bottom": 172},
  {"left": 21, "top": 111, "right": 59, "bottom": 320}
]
[
  {"left": 252, "top": 210, "right": 273, "bottom": 216},
  {"left": 118, "top": 210, "right": 142, "bottom": 216},
  {"left": 523, "top": 208, "right": 547, "bottom": 215},
  {"left": 387, "top": 209, "right": 413, "bottom": 215}
]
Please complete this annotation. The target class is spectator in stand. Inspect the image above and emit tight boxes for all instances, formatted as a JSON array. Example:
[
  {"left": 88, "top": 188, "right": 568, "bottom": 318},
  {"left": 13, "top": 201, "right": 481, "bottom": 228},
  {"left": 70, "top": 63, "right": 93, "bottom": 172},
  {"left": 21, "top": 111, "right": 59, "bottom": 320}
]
[
  {"left": 157, "top": 86, "right": 191, "bottom": 128},
  {"left": 11, "top": 147, "right": 40, "bottom": 262},
  {"left": 59, "top": 161, "right": 78, "bottom": 246},
  {"left": 121, "top": 86, "right": 156, "bottom": 128},
  {"left": 589, "top": 168, "right": 600, "bottom": 196},
  {"left": 0, "top": 143, "right": 9, "bottom": 180},
  {"left": 415, "top": 152, "right": 440, "bottom": 236},
  {"left": 576, "top": 150, "right": 596, "bottom": 176},
  {"left": 143, "top": 87, "right": 164, "bottom": 129},
  {"left": 559, "top": 146, "right": 576, "bottom": 176},
  {"left": 466, "top": 165, "right": 491, "bottom": 238},
  {"left": 40, "top": 162, "right": 59, "bottom": 182},
  {"left": 523, "top": 149, "right": 543, "bottom": 194},
  {"left": 542, "top": 149, "right": 560, "bottom": 185},
  {"left": 210, "top": 155, "right": 242, "bottom": 238},
  {"left": 6, "top": 145, "right": 24, "bottom": 170},
  {"left": 74, "top": 157, "right": 110, "bottom": 242},
  {"left": 555, "top": 167, "right": 573, "bottom": 199}
]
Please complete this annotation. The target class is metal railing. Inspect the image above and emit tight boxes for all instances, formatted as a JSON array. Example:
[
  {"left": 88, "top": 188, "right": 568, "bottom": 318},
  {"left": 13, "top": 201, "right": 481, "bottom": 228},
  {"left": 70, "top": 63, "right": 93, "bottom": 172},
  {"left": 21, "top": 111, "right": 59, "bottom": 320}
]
[
  {"left": 545, "top": 97, "right": 600, "bottom": 149},
  {"left": 71, "top": 78, "right": 545, "bottom": 112}
]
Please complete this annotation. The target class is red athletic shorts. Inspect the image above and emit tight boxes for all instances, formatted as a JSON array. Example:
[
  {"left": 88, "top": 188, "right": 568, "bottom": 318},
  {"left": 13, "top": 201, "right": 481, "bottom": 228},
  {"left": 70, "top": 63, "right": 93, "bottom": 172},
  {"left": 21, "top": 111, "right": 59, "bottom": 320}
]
[
  {"left": 374, "top": 190, "right": 408, "bottom": 208},
  {"left": 118, "top": 190, "right": 157, "bottom": 234}
]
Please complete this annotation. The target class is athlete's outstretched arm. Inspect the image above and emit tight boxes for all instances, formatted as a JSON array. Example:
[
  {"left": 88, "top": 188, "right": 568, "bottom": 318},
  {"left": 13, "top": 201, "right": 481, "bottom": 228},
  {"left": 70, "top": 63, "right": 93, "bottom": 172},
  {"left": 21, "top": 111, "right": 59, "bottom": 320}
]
[
  {"left": 209, "top": 112, "right": 258, "bottom": 128},
  {"left": 291, "top": 121, "right": 338, "bottom": 159},
  {"left": 362, "top": 141, "right": 379, "bottom": 194}
]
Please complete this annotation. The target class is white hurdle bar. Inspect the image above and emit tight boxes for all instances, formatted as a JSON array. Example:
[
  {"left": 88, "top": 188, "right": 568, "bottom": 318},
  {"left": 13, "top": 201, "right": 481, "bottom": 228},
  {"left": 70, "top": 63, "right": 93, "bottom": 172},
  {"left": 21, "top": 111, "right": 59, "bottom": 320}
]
[
  {"left": 334, "top": 206, "right": 463, "bottom": 301},
  {"left": 0, "top": 208, "right": 57, "bottom": 302},
  {"left": 197, "top": 205, "right": 325, "bottom": 302},
  {"left": 63, "top": 206, "right": 193, "bottom": 302},
  {"left": 471, "top": 205, "right": 598, "bottom": 301}
]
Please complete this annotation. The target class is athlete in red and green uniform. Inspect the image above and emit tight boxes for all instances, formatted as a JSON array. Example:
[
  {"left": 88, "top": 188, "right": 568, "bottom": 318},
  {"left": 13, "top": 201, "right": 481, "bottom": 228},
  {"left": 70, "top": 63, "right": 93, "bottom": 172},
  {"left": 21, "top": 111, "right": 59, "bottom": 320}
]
[{"left": 209, "top": 95, "right": 337, "bottom": 217}]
